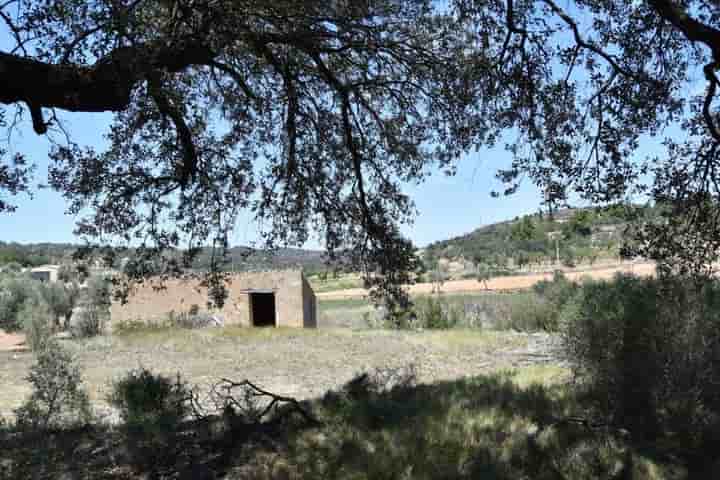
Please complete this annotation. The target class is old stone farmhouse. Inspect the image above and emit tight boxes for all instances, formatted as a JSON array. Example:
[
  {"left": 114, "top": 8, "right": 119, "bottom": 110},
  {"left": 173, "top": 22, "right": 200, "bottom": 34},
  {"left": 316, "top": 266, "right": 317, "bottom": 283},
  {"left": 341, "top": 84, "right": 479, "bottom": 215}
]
[
  {"left": 29, "top": 265, "right": 60, "bottom": 283},
  {"left": 110, "top": 269, "right": 317, "bottom": 328}
]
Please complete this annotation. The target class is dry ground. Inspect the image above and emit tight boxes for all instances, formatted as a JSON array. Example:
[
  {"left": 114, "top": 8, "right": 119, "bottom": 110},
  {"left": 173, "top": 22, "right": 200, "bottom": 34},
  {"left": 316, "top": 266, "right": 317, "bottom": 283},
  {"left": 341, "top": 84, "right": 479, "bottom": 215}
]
[
  {"left": 0, "top": 327, "right": 565, "bottom": 422},
  {"left": 0, "top": 330, "right": 25, "bottom": 352},
  {"left": 318, "top": 261, "right": 656, "bottom": 299}
]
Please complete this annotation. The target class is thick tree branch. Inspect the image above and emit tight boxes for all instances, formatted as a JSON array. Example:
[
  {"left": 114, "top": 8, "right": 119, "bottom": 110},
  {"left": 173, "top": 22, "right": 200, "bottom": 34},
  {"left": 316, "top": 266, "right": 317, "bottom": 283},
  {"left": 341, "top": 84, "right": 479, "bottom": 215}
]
[
  {"left": 208, "top": 60, "right": 259, "bottom": 101},
  {"left": 0, "top": 41, "right": 214, "bottom": 133},
  {"left": 648, "top": 0, "right": 720, "bottom": 58},
  {"left": 703, "top": 62, "right": 720, "bottom": 143},
  {"left": 146, "top": 75, "right": 198, "bottom": 187}
]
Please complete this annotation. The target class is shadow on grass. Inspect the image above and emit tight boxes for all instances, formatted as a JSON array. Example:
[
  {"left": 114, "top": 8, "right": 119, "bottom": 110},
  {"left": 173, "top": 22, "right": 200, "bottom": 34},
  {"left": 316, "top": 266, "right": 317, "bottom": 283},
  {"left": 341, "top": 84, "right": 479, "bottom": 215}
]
[{"left": 0, "top": 369, "right": 695, "bottom": 479}]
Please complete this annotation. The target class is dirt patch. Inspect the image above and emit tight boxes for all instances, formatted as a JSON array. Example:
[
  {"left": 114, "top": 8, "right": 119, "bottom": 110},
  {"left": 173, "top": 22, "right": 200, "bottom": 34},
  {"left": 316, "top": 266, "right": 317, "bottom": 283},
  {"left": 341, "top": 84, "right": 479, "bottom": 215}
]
[
  {"left": 0, "top": 330, "right": 26, "bottom": 352},
  {"left": 318, "top": 262, "right": 656, "bottom": 299}
]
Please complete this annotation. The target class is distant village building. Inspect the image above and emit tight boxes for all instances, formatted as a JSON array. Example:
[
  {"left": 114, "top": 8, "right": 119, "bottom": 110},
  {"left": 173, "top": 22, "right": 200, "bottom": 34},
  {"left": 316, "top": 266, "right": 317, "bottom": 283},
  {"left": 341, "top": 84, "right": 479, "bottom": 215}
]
[
  {"left": 110, "top": 269, "right": 317, "bottom": 328},
  {"left": 29, "top": 265, "right": 60, "bottom": 283}
]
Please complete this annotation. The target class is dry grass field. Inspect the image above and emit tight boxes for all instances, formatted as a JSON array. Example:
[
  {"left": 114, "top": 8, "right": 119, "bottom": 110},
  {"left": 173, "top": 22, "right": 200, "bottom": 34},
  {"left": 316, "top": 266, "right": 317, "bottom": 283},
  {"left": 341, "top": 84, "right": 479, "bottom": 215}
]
[
  {"left": 2, "top": 326, "right": 690, "bottom": 479},
  {"left": 0, "top": 327, "right": 564, "bottom": 422},
  {"left": 317, "top": 261, "right": 656, "bottom": 299}
]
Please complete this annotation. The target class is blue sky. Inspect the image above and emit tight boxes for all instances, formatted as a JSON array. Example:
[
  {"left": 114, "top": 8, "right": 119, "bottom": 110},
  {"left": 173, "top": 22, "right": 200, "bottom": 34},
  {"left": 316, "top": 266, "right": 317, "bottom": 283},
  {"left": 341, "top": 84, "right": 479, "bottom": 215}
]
[{"left": 0, "top": 108, "right": 546, "bottom": 248}]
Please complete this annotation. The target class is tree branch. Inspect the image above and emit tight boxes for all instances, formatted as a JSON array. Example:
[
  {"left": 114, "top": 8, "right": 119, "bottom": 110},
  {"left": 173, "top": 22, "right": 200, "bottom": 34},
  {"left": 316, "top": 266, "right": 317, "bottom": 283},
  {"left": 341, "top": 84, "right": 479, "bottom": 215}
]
[
  {"left": 542, "top": 0, "right": 639, "bottom": 80},
  {"left": 0, "top": 41, "right": 214, "bottom": 133},
  {"left": 648, "top": 0, "right": 720, "bottom": 58},
  {"left": 703, "top": 62, "right": 720, "bottom": 143},
  {"left": 146, "top": 75, "right": 198, "bottom": 187}
]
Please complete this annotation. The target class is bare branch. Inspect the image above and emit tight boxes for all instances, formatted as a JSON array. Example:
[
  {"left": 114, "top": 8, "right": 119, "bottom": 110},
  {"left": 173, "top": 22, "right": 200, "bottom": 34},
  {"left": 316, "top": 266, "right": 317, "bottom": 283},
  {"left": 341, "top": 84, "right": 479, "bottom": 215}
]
[
  {"left": 703, "top": 62, "right": 720, "bottom": 143},
  {"left": 542, "top": 0, "right": 639, "bottom": 80},
  {"left": 147, "top": 75, "right": 198, "bottom": 187}
]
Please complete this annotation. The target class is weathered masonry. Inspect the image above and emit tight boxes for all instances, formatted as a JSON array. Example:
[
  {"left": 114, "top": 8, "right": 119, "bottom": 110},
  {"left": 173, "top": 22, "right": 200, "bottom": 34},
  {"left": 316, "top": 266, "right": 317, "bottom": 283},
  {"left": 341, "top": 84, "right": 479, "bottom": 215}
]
[{"left": 110, "top": 269, "right": 317, "bottom": 328}]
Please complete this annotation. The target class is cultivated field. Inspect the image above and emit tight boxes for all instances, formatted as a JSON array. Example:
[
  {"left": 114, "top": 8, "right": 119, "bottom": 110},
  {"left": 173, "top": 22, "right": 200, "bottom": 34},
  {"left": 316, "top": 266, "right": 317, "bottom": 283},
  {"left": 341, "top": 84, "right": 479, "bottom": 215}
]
[
  {"left": 317, "top": 261, "right": 656, "bottom": 299},
  {"left": 0, "top": 327, "right": 564, "bottom": 421}
]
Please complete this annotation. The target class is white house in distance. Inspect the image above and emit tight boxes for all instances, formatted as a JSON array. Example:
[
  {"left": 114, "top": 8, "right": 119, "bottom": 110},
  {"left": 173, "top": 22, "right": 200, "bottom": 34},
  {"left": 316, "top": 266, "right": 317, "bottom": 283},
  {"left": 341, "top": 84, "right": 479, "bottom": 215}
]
[{"left": 29, "top": 265, "right": 60, "bottom": 283}]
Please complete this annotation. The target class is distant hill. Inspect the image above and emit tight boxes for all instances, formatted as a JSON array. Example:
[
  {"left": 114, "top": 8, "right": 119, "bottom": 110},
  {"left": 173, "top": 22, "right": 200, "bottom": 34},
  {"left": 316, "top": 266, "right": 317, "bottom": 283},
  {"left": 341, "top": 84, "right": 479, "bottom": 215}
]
[
  {"left": 0, "top": 241, "right": 329, "bottom": 273},
  {"left": 0, "top": 241, "right": 77, "bottom": 267},
  {"left": 423, "top": 205, "right": 657, "bottom": 271},
  {"left": 2, "top": 205, "right": 659, "bottom": 277},
  {"left": 191, "top": 246, "right": 328, "bottom": 272}
]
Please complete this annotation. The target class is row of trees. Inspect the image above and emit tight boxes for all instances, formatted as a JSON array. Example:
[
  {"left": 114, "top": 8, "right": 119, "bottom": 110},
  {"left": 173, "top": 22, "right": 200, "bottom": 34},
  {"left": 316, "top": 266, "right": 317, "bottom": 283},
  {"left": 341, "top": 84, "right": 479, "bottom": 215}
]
[
  {"left": 0, "top": 242, "right": 77, "bottom": 268},
  {"left": 0, "top": 271, "right": 111, "bottom": 342}
]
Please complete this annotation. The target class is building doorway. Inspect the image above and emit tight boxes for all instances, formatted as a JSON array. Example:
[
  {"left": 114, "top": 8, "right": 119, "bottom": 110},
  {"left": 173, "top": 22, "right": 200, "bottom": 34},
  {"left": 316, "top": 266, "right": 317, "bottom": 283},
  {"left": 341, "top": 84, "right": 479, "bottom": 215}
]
[{"left": 250, "top": 292, "right": 276, "bottom": 327}]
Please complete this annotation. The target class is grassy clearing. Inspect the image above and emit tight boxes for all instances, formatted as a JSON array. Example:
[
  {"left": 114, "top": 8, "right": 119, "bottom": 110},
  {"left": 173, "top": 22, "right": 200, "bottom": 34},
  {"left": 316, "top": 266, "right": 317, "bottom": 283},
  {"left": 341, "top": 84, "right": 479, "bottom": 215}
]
[
  {"left": 404, "top": 329, "right": 528, "bottom": 351},
  {"left": 0, "top": 327, "right": 540, "bottom": 421},
  {"left": 1, "top": 365, "right": 688, "bottom": 479},
  {"left": 318, "top": 290, "right": 544, "bottom": 330},
  {"left": 307, "top": 273, "right": 365, "bottom": 293}
]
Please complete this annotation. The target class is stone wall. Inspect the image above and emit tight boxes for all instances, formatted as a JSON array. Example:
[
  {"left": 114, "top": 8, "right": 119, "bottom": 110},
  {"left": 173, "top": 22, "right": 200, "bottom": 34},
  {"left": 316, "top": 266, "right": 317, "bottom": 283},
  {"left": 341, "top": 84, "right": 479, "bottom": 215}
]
[
  {"left": 110, "top": 270, "right": 317, "bottom": 328},
  {"left": 302, "top": 274, "right": 318, "bottom": 328}
]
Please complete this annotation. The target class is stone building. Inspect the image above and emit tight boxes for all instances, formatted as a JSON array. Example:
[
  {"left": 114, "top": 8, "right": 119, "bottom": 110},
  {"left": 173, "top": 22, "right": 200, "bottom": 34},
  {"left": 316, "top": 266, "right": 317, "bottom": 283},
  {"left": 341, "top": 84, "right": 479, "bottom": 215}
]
[
  {"left": 29, "top": 265, "right": 60, "bottom": 283},
  {"left": 110, "top": 269, "right": 317, "bottom": 328}
]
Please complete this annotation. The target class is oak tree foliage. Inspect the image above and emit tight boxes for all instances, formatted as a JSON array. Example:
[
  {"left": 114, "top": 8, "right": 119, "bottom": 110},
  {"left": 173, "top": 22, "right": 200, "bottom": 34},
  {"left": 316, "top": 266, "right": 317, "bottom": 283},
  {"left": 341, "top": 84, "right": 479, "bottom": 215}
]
[{"left": 2, "top": 0, "right": 720, "bottom": 303}]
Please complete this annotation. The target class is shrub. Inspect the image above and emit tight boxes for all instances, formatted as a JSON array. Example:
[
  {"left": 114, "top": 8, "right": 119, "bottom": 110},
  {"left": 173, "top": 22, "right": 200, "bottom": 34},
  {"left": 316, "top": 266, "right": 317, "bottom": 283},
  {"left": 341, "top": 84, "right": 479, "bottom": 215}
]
[
  {"left": 506, "top": 294, "right": 556, "bottom": 331},
  {"left": 533, "top": 271, "right": 579, "bottom": 306},
  {"left": 167, "top": 309, "right": 218, "bottom": 329},
  {"left": 71, "top": 275, "right": 111, "bottom": 337},
  {"left": 84, "top": 275, "right": 112, "bottom": 310},
  {"left": 531, "top": 271, "right": 580, "bottom": 331},
  {"left": 113, "top": 319, "right": 165, "bottom": 335},
  {"left": 37, "top": 281, "right": 77, "bottom": 330},
  {"left": 14, "top": 341, "right": 92, "bottom": 430},
  {"left": 416, "top": 296, "right": 463, "bottom": 329},
  {"left": 0, "top": 276, "right": 38, "bottom": 331},
  {"left": 72, "top": 305, "right": 107, "bottom": 337},
  {"left": 562, "top": 273, "right": 720, "bottom": 446},
  {"left": 20, "top": 298, "right": 53, "bottom": 351},
  {"left": 108, "top": 367, "right": 190, "bottom": 432}
]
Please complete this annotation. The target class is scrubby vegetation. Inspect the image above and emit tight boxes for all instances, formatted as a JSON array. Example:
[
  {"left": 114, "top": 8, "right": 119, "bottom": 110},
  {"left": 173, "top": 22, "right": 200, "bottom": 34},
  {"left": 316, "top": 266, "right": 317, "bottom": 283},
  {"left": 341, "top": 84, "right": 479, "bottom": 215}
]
[
  {"left": 0, "top": 365, "right": 697, "bottom": 479},
  {"left": 563, "top": 275, "right": 720, "bottom": 454},
  {"left": 423, "top": 205, "right": 662, "bottom": 277},
  {"left": 3, "top": 270, "right": 719, "bottom": 477},
  {"left": 13, "top": 341, "right": 92, "bottom": 431},
  {"left": 358, "top": 271, "right": 580, "bottom": 332},
  {"left": 108, "top": 367, "right": 191, "bottom": 433},
  {"left": 0, "top": 270, "right": 111, "bottom": 340}
]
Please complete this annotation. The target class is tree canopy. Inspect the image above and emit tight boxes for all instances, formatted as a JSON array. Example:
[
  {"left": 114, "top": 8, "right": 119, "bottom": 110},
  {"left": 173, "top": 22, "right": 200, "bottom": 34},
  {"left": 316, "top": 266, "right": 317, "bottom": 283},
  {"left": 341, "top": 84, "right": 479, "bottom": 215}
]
[{"left": 2, "top": 0, "right": 720, "bottom": 302}]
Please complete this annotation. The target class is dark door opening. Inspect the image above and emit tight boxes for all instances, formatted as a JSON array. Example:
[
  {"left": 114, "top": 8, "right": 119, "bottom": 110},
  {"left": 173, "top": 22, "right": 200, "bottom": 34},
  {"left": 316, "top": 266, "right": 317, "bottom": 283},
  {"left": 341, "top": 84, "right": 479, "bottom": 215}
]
[{"left": 250, "top": 292, "right": 276, "bottom": 327}]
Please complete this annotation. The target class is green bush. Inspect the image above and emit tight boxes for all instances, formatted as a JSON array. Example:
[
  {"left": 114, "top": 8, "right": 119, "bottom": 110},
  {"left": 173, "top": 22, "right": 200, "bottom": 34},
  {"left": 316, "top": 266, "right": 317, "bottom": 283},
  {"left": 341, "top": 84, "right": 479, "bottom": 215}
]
[
  {"left": 113, "top": 319, "right": 166, "bottom": 335},
  {"left": 379, "top": 296, "right": 466, "bottom": 330},
  {"left": 20, "top": 298, "right": 53, "bottom": 351},
  {"left": 37, "top": 281, "right": 78, "bottom": 330},
  {"left": 505, "top": 294, "right": 556, "bottom": 331},
  {"left": 562, "top": 273, "right": 720, "bottom": 446},
  {"left": 72, "top": 305, "right": 107, "bottom": 337},
  {"left": 418, "top": 296, "right": 449, "bottom": 329},
  {"left": 167, "top": 308, "right": 217, "bottom": 329},
  {"left": 84, "top": 275, "right": 112, "bottom": 310},
  {"left": 71, "top": 275, "right": 111, "bottom": 337},
  {"left": 531, "top": 271, "right": 580, "bottom": 331},
  {"left": 0, "top": 276, "right": 38, "bottom": 331},
  {"left": 108, "top": 367, "right": 190, "bottom": 432},
  {"left": 14, "top": 341, "right": 92, "bottom": 430}
]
